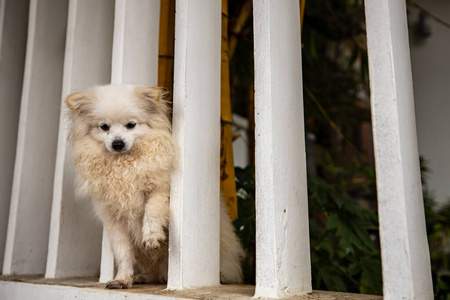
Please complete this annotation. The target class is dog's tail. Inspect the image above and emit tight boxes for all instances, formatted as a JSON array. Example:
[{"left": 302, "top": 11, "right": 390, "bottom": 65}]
[{"left": 219, "top": 199, "right": 245, "bottom": 284}]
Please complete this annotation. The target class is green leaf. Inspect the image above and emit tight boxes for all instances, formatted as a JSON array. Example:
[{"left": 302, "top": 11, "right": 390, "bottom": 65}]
[{"left": 326, "top": 214, "right": 340, "bottom": 230}]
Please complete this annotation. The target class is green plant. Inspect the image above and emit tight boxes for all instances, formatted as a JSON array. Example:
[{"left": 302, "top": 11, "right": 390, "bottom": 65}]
[
  {"left": 234, "top": 165, "right": 382, "bottom": 294},
  {"left": 421, "top": 158, "right": 450, "bottom": 300},
  {"left": 233, "top": 166, "right": 256, "bottom": 284},
  {"left": 308, "top": 172, "right": 381, "bottom": 294}
]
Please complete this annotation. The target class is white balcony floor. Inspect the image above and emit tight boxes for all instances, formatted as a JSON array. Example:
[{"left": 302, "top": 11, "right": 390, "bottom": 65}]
[{"left": 0, "top": 275, "right": 382, "bottom": 300}]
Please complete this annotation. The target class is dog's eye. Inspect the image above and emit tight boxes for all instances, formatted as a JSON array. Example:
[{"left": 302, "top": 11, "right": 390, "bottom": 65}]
[
  {"left": 100, "top": 124, "right": 109, "bottom": 131},
  {"left": 126, "top": 122, "right": 136, "bottom": 129}
]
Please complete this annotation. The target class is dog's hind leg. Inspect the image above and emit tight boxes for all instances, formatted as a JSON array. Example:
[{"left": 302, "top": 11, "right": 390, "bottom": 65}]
[
  {"left": 142, "top": 188, "right": 170, "bottom": 252},
  {"left": 103, "top": 217, "right": 136, "bottom": 289}
]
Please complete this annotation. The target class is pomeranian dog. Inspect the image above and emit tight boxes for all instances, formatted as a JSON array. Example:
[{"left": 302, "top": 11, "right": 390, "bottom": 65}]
[{"left": 65, "top": 85, "right": 244, "bottom": 289}]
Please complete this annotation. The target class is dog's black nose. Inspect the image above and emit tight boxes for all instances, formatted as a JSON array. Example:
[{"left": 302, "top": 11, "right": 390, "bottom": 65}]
[{"left": 112, "top": 140, "right": 125, "bottom": 151}]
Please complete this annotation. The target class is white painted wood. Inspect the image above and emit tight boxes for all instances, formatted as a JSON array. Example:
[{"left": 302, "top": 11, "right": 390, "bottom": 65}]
[
  {"left": 0, "top": 0, "right": 6, "bottom": 47},
  {"left": 232, "top": 114, "right": 250, "bottom": 168},
  {"left": 0, "top": 0, "right": 29, "bottom": 274},
  {"left": 0, "top": 281, "right": 175, "bottom": 300},
  {"left": 253, "top": 1, "right": 312, "bottom": 298},
  {"left": 99, "top": 0, "right": 161, "bottom": 283},
  {"left": 110, "top": 0, "right": 160, "bottom": 85},
  {"left": 46, "top": 0, "right": 114, "bottom": 278},
  {"left": 364, "top": 0, "right": 433, "bottom": 299},
  {"left": 168, "top": 0, "right": 222, "bottom": 289},
  {"left": 0, "top": 280, "right": 384, "bottom": 300},
  {"left": 2, "top": 0, "right": 68, "bottom": 276},
  {"left": 99, "top": 228, "right": 115, "bottom": 283}
]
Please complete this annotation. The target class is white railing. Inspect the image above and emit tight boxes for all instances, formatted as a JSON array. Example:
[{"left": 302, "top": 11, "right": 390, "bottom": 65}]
[{"left": 0, "top": 0, "right": 434, "bottom": 299}]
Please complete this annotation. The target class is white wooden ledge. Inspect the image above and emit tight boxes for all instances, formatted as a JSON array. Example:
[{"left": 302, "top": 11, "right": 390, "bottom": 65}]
[{"left": 0, "top": 277, "right": 382, "bottom": 300}]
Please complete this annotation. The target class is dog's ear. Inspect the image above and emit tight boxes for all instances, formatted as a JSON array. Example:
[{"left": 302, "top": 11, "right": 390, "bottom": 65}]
[
  {"left": 136, "top": 86, "right": 171, "bottom": 128},
  {"left": 138, "top": 87, "right": 162, "bottom": 103},
  {"left": 136, "top": 87, "right": 167, "bottom": 114},
  {"left": 65, "top": 92, "right": 91, "bottom": 114}
]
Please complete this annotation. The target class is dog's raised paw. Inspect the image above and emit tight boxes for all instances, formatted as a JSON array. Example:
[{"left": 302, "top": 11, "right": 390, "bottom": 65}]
[
  {"left": 142, "top": 237, "right": 161, "bottom": 252},
  {"left": 142, "top": 221, "right": 166, "bottom": 250},
  {"left": 142, "top": 226, "right": 166, "bottom": 252},
  {"left": 105, "top": 280, "right": 132, "bottom": 289}
]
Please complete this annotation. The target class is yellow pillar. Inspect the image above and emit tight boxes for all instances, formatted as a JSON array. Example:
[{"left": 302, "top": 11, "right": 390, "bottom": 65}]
[
  {"left": 158, "top": 0, "right": 175, "bottom": 91},
  {"left": 300, "top": 0, "right": 306, "bottom": 30},
  {"left": 220, "top": 0, "right": 238, "bottom": 220}
]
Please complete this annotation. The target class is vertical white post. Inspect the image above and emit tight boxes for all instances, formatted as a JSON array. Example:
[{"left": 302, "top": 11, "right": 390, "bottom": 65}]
[
  {"left": 46, "top": 0, "right": 114, "bottom": 278},
  {"left": 168, "top": 0, "right": 222, "bottom": 289},
  {"left": 3, "top": 0, "right": 68, "bottom": 275},
  {"left": 0, "top": 0, "right": 29, "bottom": 273},
  {"left": 110, "top": 0, "right": 160, "bottom": 86},
  {"left": 99, "top": 228, "right": 115, "bottom": 284},
  {"left": 99, "top": 0, "right": 161, "bottom": 283},
  {"left": 253, "top": 1, "right": 312, "bottom": 298},
  {"left": 365, "top": 0, "right": 433, "bottom": 299}
]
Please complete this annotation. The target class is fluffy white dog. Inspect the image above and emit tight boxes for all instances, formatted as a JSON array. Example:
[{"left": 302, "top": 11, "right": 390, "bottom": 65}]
[{"left": 65, "top": 85, "right": 244, "bottom": 289}]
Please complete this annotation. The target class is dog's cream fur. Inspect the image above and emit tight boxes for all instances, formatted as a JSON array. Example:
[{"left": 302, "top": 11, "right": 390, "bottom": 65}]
[{"left": 65, "top": 85, "right": 244, "bottom": 289}]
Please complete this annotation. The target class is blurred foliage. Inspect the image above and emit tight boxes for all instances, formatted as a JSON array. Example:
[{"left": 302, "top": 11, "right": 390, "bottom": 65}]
[
  {"left": 229, "top": 0, "right": 450, "bottom": 297},
  {"left": 233, "top": 166, "right": 256, "bottom": 284},
  {"left": 302, "top": 0, "right": 370, "bottom": 153},
  {"left": 421, "top": 158, "right": 450, "bottom": 300}
]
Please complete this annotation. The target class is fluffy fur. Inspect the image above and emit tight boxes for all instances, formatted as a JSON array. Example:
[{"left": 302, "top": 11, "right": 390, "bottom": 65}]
[{"left": 65, "top": 85, "right": 244, "bottom": 289}]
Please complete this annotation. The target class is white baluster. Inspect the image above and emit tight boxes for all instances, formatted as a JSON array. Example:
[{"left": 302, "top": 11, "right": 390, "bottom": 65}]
[
  {"left": 0, "top": 0, "right": 29, "bottom": 274},
  {"left": 3, "top": 0, "right": 68, "bottom": 275},
  {"left": 253, "top": 1, "right": 312, "bottom": 297},
  {"left": 168, "top": 0, "right": 222, "bottom": 289},
  {"left": 46, "top": 0, "right": 114, "bottom": 278},
  {"left": 364, "top": 0, "right": 433, "bottom": 299}
]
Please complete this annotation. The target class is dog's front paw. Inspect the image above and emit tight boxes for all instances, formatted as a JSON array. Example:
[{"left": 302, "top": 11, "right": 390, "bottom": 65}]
[{"left": 105, "top": 279, "right": 132, "bottom": 289}]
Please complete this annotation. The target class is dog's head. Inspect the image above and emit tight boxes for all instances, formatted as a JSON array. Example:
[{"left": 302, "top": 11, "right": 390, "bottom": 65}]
[{"left": 65, "top": 85, "right": 170, "bottom": 154}]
